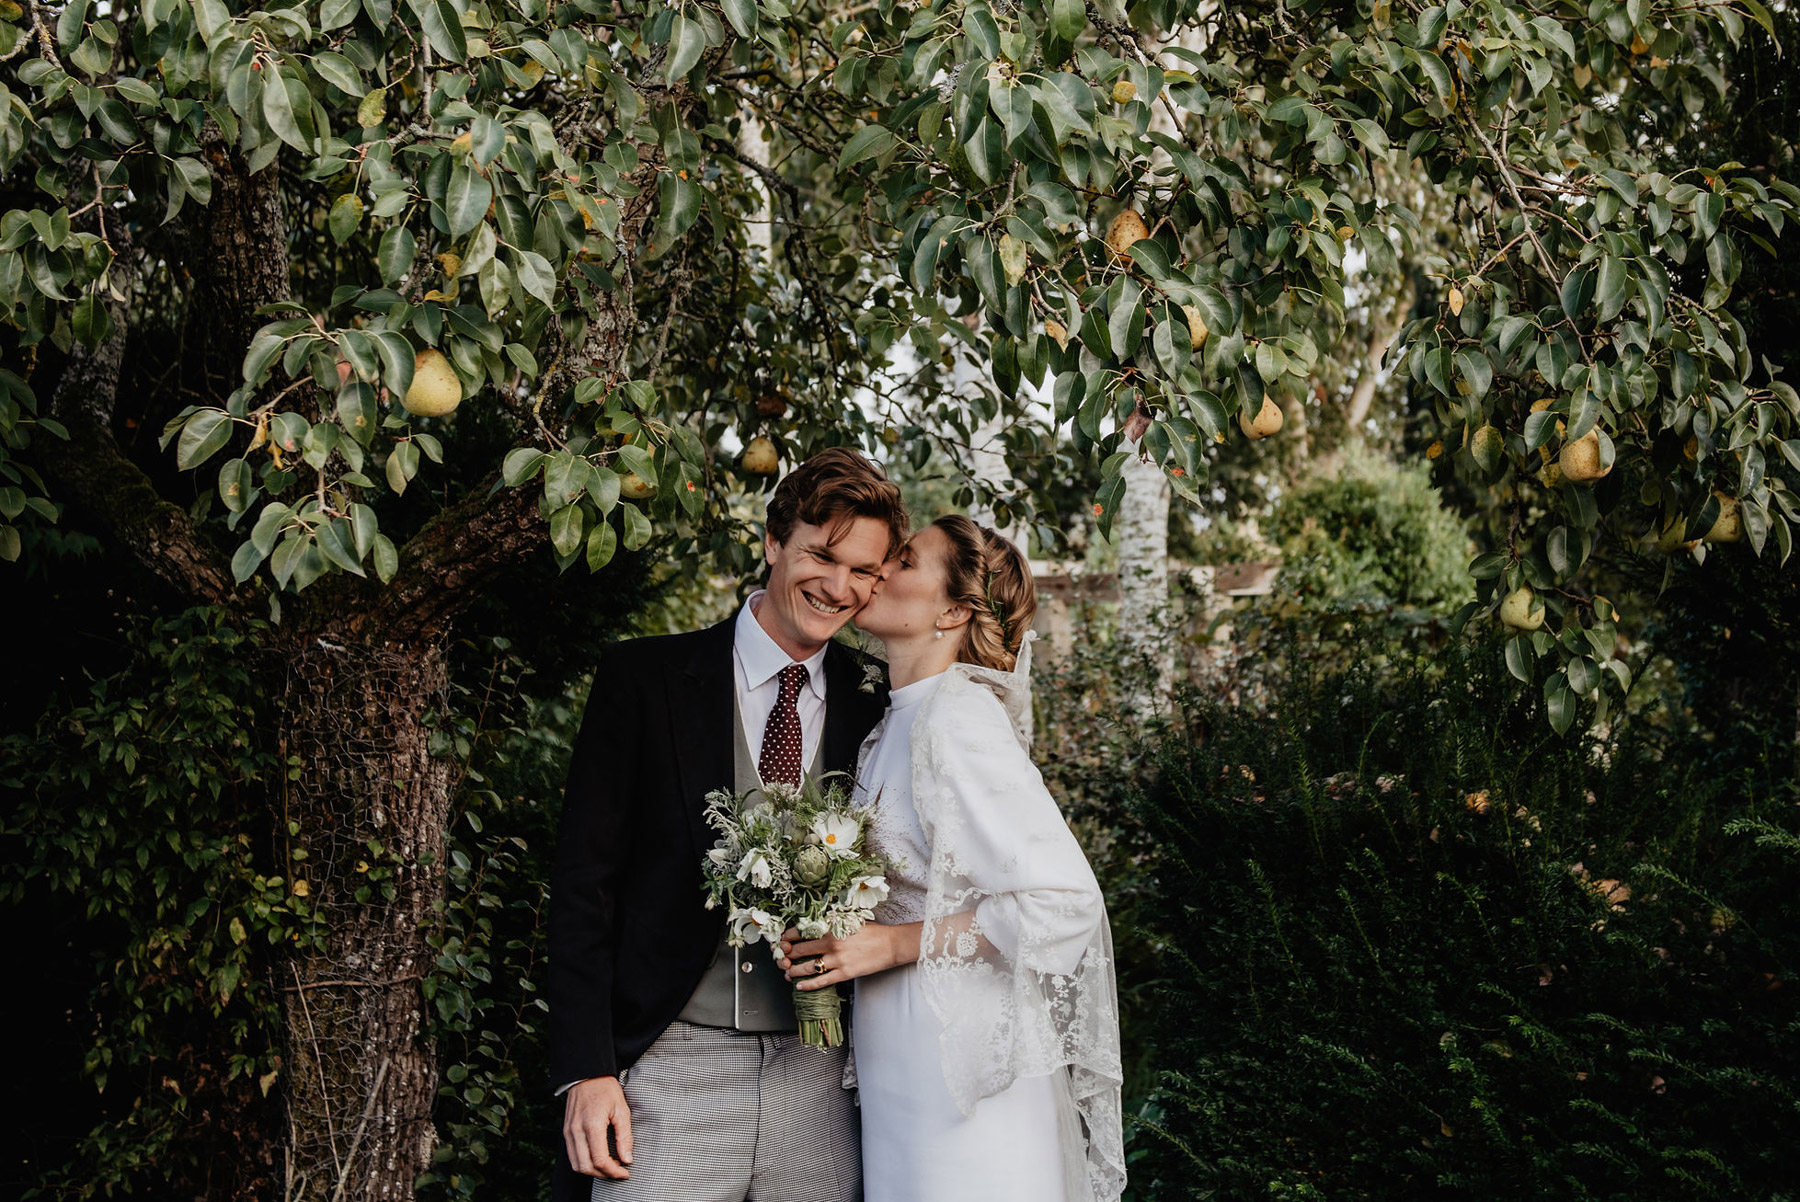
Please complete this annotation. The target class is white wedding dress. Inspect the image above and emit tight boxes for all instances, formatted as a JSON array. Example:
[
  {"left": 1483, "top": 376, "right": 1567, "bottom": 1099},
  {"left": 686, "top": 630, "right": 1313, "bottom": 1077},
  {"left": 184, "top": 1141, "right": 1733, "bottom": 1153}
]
[{"left": 852, "top": 639, "right": 1125, "bottom": 1202}]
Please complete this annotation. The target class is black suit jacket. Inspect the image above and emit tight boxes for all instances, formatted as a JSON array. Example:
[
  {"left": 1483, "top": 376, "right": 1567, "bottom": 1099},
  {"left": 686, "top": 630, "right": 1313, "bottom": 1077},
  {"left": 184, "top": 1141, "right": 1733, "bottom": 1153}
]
[{"left": 547, "top": 616, "right": 887, "bottom": 1136}]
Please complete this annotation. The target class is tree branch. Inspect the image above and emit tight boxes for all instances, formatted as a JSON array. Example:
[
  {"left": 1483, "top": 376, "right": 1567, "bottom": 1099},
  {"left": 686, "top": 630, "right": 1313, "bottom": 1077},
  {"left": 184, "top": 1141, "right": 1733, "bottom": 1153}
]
[
  {"left": 39, "top": 242, "right": 237, "bottom": 605},
  {"left": 359, "top": 482, "right": 546, "bottom": 638}
]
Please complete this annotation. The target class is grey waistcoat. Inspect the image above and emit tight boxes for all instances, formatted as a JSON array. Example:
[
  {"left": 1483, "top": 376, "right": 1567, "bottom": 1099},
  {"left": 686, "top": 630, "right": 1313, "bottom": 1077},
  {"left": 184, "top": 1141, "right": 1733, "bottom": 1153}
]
[{"left": 675, "top": 687, "right": 816, "bottom": 1031}]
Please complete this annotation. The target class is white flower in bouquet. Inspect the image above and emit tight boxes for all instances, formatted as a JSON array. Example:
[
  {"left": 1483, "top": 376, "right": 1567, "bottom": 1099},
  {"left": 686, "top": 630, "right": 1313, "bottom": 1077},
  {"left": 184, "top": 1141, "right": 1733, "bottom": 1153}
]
[
  {"left": 729, "top": 906, "right": 783, "bottom": 946},
  {"left": 811, "top": 811, "right": 862, "bottom": 858},
  {"left": 795, "top": 917, "right": 829, "bottom": 940},
  {"left": 843, "top": 874, "right": 890, "bottom": 909},
  {"left": 736, "top": 847, "right": 775, "bottom": 889},
  {"left": 827, "top": 908, "right": 867, "bottom": 939},
  {"left": 707, "top": 841, "right": 736, "bottom": 869}
]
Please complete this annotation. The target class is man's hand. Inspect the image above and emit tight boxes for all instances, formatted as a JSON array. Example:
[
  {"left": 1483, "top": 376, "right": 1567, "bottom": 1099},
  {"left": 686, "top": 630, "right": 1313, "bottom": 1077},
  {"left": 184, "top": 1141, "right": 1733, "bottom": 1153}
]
[
  {"left": 778, "top": 921, "right": 922, "bottom": 989},
  {"left": 564, "top": 1076, "right": 633, "bottom": 1179}
]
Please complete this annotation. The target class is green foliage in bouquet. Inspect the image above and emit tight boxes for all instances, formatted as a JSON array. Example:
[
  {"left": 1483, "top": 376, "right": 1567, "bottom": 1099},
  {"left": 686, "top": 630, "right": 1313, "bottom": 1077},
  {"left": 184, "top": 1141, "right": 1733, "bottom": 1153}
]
[
  {"left": 1125, "top": 630, "right": 1800, "bottom": 1200},
  {"left": 700, "top": 774, "right": 892, "bottom": 1047}
]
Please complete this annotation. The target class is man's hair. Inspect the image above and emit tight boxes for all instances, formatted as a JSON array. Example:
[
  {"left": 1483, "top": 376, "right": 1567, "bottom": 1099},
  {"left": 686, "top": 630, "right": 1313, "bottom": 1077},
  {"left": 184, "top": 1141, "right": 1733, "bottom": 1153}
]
[{"left": 765, "top": 447, "right": 908, "bottom": 556}]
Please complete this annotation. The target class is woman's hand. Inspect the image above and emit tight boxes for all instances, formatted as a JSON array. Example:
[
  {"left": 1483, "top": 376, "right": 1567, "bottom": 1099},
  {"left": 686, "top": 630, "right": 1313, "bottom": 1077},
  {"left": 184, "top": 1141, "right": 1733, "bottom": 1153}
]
[{"left": 778, "top": 921, "right": 922, "bottom": 990}]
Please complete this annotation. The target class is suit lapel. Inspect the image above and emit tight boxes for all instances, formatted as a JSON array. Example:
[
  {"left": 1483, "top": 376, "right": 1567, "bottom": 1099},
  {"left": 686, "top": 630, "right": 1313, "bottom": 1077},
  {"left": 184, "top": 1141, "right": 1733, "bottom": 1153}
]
[
  {"left": 822, "top": 642, "right": 887, "bottom": 780},
  {"left": 671, "top": 617, "right": 736, "bottom": 857}
]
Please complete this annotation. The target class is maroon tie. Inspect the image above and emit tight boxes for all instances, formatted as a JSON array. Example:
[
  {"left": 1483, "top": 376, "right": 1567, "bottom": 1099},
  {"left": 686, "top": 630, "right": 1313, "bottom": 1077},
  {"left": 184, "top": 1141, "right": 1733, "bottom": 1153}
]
[{"left": 759, "top": 663, "right": 809, "bottom": 786}]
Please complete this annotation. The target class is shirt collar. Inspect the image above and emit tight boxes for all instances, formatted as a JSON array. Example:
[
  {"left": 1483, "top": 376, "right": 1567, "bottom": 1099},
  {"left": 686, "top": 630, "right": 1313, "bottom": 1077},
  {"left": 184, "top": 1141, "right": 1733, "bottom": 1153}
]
[{"left": 735, "top": 591, "right": 829, "bottom": 701}]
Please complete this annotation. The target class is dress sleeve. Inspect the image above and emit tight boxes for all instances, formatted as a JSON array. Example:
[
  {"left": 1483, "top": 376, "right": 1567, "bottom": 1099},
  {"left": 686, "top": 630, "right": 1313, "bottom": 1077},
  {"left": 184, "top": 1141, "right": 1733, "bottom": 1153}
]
[{"left": 924, "top": 689, "right": 1104, "bottom": 974}]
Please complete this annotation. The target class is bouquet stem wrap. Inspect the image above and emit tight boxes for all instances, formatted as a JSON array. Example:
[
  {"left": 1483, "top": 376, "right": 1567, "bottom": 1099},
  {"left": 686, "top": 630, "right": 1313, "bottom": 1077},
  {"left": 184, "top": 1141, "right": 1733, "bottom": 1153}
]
[{"left": 791, "top": 973, "right": 844, "bottom": 1048}]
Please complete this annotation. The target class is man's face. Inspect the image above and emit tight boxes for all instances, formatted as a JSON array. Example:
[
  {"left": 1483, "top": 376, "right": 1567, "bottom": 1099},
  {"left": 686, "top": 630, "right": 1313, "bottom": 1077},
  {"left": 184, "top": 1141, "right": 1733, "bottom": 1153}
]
[{"left": 758, "top": 516, "right": 892, "bottom": 659}]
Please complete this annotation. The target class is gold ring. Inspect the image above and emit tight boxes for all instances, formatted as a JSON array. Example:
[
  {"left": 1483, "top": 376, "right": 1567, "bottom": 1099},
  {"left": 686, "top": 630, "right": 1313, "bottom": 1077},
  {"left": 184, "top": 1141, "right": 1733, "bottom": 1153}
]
[{"left": 813, "top": 959, "right": 826, "bottom": 976}]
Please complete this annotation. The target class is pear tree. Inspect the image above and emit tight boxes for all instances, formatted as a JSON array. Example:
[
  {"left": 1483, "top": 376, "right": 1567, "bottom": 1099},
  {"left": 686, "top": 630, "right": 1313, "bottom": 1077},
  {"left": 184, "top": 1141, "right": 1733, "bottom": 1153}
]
[{"left": 2, "top": 0, "right": 1795, "bottom": 1194}]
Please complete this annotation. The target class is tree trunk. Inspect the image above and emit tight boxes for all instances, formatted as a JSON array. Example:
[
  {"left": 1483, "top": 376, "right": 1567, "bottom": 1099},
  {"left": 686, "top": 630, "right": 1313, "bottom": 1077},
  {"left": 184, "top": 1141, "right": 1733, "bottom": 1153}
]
[
  {"left": 1116, "top": 440, "right": 1171, "bottom": 719},
  {"left": 275, "top": 635, "right": 455, "bottom": 1202}
]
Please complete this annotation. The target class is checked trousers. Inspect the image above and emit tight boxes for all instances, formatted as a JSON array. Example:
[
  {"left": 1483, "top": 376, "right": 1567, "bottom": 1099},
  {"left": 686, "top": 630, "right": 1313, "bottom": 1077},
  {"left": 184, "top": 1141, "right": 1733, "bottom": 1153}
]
[{"left": 591, "top": 1021, "right": 860, "bottom": 1202}]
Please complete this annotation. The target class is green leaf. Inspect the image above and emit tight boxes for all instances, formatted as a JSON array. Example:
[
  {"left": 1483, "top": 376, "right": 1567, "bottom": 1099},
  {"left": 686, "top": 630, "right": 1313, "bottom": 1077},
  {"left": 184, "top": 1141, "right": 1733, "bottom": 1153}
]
[
  {"left": 328, "top": 194, "right": 364, "bottom": 245},
  {"left": 1454, "top": 349, "right": 1492, "bottom": 399},
  {"left": 445, "top": 162, "right": 492, "bottom": 238},
  {"left": 621, "top": 503, "right": 652, "bottom": 551},
  {"left": 56, "top": 0, "right": 90, "bottom": 52},
  {"left": 315, "top": 519, "right": 367, "bottom": 576},
  {"left": 513, "top": 249, "right": 556, "bottom": 305},
  {"left": 503, "top": 447, "right": 546, "bottom": 486},
  {"left": 312, "top": 51, "right": 363, "bottom": 96},
  {"left": 585, "top": 518, "right": 619, "bottom": 571},
  {"left": 550, "top": 503, "right": 583, "bottom": 557},
  {"left": 357, "top": 88, "right": 389, "bottom": 129},
  {"left": 262, "top": 69, "right": 311, "bottom": 152},
  {"left": 469, "top": 114, "right": 506, "bottom": 165},
  {"left": 722, "top": 0, "right": 758, "bottom": 38},
  {"left": 1049, "top": 0, "right": 1085, "bottom": 41},
  {"left": 177, "top": 410, "right": 233, "bottom": 469},
  {"left": 378, "top": 225, "right": 416, "bottom": 284},
  {"left": 231, "top": 538, "right": 268, "bottom": 583},
  {"left": 408, "top": 0, "right": 468, "bottom": 62},
  {"left": 218, "top": 457, "right": 255, "bottom": 513},
  {"left": 1544, "top": 675, "right": 1576, "bottom": 735},
  {"left": 1416, "top": 51, "right": 1456, "bottom": 102},
  {"left": 1504, "top": 636, "right": 1531, "bottom": 683},
  {"left": 320, "top": 0, "right": 361, "bottom": 31},
  {"left": 839, "top": 125, "right": 898, "bottom": 171},
  {"left": 374, "top": 332, "right": 416, "bottom": 399},
  {"left": 665, "top": 14, "right": 707, "bottom": 84},
  {"left": 372, "top": 533, "right": 399, "bottom": 582}
]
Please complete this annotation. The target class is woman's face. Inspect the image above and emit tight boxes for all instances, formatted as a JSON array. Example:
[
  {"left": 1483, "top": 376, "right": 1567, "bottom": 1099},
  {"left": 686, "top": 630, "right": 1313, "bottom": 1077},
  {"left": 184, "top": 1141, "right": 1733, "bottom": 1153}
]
[{"left": 857, "top": 524, "right": 955, "bottom": 641}]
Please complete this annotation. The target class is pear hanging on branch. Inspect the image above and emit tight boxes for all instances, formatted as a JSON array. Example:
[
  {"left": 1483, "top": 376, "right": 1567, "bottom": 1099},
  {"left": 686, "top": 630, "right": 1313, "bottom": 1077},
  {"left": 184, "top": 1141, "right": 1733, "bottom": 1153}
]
[{"left": 402, "top": 349, "right": 462, "bottom": 417}]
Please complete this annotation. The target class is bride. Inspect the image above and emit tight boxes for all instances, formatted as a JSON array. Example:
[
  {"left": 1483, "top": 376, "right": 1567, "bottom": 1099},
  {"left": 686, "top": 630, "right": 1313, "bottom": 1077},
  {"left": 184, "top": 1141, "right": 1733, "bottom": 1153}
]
[{"left": 777, "top": 516, "right": 1125, "bottom": 1202}]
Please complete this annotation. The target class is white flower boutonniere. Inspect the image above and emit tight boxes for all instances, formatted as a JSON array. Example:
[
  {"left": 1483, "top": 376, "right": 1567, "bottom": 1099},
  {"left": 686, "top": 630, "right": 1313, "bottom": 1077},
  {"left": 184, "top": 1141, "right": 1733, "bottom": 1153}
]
[{"left": 859, "top": 661, "right": 885, "bottom": 694}]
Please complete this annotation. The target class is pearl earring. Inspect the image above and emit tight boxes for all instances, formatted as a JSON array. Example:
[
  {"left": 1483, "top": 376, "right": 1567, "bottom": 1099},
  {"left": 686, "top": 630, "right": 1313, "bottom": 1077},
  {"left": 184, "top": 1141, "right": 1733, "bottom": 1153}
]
[{"left": 934, "top": 629, "right": 944, "bottom": 640}]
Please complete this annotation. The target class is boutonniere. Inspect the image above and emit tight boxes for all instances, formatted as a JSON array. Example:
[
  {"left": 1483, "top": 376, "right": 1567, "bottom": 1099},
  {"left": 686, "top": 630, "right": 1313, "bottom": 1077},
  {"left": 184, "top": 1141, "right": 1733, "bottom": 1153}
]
[{"left": 859, "top": 661, "right": 885, "bottom": 694}]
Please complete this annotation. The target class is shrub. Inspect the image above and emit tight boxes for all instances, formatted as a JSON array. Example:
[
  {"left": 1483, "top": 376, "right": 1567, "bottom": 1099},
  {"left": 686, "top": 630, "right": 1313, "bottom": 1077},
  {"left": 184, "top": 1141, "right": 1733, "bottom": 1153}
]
[
  {"left": 1127, "top": 629, "right": 1800, "bottom": 1201},
  {"left": 1266, "top": 448, "right": 1471, "bottom": 613}
]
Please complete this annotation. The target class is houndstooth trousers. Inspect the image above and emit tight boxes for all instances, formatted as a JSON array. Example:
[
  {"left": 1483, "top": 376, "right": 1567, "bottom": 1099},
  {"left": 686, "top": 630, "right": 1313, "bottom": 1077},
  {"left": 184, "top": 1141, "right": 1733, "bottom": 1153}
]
[{"left": 591, "top": 1021, "right": 860, "bottom": 1202}]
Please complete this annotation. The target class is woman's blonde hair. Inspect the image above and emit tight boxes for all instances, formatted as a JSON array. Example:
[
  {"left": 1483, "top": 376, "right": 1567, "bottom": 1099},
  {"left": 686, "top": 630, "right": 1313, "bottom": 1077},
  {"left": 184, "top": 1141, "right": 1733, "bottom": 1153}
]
[{"left": 931, "top": 515, "right": 1037, "bottom": 672}]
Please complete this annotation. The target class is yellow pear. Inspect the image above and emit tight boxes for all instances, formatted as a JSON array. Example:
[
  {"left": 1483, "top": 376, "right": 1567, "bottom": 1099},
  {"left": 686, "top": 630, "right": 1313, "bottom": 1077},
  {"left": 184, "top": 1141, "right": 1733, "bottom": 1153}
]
[
  {"left": 1104, "top": 209, "right": 1150, "bottom": 261},
  {"left": 402, "top": 348, "right": 462, "bottom": 417},
  {"left": 1181, "top": 303, "right": 1209, "bottom": 349},
  {"left": 1499, "top": 585, "right": 1544, "bottom": 631},
  {"left": 741, "top": 435, "right": 780, "bottom": 476},
  {"left": 1111, "top": 79, "right": 1138, "bottom": 104},
  {"left": 1704, "top": 493, "right": 1742, "bottom": 543},
  {"left": 620, "top": 471, "right": 656, "bottom": 500},
  {"left": 1558, "top": 430, "right": 1611, "bottom": 483},
  {"left": 1237, "top": 395, "right": 1283, "bottom": 439}
]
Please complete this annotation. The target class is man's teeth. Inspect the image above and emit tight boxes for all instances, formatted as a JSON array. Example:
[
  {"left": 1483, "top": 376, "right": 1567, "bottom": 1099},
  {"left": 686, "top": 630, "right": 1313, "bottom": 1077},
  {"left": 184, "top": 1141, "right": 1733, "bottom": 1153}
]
[{"left": 804, "top": 594, "right": 845, "bottom": 614}]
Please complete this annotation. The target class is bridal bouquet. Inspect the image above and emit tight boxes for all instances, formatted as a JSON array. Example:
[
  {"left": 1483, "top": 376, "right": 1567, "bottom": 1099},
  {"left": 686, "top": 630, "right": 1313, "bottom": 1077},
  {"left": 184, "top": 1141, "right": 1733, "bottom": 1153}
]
[{"left": 699, "top": 773, "right": 890, "bottom": 1048}]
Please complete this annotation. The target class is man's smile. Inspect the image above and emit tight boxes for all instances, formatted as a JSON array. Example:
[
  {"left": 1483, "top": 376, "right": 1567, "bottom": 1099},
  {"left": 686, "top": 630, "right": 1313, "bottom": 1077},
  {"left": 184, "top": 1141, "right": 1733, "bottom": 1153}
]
[{"left": 803, "top": 590, "right": 848, "bottom": 615}]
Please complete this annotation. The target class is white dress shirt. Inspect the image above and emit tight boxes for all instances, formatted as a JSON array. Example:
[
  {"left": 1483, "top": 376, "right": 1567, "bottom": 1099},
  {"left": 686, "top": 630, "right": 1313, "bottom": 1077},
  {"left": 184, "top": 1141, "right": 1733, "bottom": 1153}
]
[{"left": 735, "top": 591, "right": 830, "bottom": 777}]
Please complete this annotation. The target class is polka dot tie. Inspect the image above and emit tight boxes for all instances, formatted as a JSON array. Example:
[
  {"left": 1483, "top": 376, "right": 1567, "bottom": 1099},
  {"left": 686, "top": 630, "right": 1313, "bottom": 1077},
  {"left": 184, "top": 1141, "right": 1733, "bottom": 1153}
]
[{"left": 758, "top": 663, "right": 809, "bottom": 786}]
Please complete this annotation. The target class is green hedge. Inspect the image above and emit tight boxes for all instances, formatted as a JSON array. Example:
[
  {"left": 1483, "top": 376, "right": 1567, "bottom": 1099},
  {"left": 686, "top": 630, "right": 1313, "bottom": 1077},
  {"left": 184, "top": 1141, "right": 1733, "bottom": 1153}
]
[{"left": 1126, "top": 629, "right": 1800, "bottom": 1200}]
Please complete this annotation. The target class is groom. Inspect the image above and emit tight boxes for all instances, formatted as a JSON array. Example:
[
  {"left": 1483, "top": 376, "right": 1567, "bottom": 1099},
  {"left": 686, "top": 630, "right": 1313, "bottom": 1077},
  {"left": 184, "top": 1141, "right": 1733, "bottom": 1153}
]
[{"left": 549, "top": 447, "right": 907, "bottom": 1202}]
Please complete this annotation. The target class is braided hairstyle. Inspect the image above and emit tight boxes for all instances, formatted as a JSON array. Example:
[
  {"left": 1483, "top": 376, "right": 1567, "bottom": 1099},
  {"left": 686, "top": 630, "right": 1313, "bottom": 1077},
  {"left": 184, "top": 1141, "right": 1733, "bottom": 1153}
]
[{"left": 932, "top": 515, "right": 1037, "bottom": 672}]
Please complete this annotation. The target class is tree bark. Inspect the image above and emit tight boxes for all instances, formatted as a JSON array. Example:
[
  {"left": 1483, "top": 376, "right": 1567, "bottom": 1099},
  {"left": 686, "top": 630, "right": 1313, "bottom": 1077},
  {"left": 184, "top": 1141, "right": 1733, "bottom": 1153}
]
[
  {"left": 192, "top": 123, "right": 292, "bottom": 351},
  {"left": 275, "top": 636, "right": 454, "bottom": 1202},
  {"left": 1116, "top": 438, "right": 1171, "bottom": 719}
]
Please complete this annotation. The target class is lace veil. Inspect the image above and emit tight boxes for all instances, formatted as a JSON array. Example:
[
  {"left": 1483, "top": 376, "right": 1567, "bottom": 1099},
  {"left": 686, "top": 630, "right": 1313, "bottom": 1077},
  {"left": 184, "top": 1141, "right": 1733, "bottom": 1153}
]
[{"left": 909, "top": 632, "right": 1126, "bottom": 1202}]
